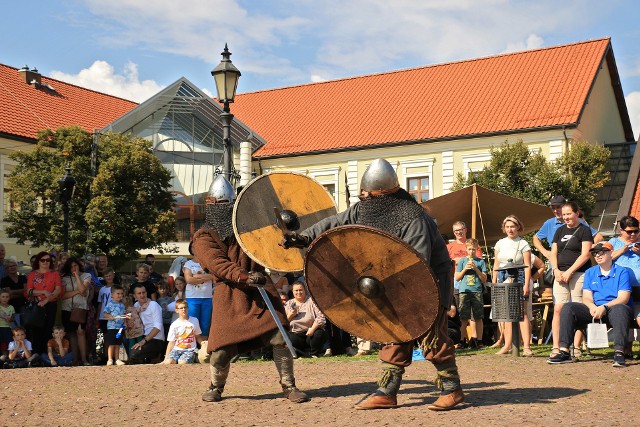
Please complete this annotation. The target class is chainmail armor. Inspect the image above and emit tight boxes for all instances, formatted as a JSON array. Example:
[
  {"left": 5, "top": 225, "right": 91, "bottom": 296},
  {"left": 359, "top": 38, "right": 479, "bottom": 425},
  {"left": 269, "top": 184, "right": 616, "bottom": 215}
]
[
  {"left": 356, "top": 189, "right": 425, "bottom": 235},
  {"left": 205, "top": 203, "right": 235, "bottom": 241}
]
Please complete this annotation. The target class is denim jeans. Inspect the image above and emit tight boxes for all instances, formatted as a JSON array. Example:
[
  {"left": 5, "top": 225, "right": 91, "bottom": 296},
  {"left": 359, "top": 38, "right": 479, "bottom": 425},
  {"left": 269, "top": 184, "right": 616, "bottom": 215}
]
[
  {"left": 186, "top": 297, "right": 212, "bottom": 336},
  {"left": 41, "top": 352, "right": 75, "bottom": 366},
  {"left": 559, "top": 302, "right": 633, "bottom": 351}
]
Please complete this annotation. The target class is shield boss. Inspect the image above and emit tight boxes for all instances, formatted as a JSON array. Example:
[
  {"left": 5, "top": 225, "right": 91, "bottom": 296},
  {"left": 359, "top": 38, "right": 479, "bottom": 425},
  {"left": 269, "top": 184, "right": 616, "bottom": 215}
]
[
  {"left": 233, "top": 172, "right": 337, "bottom": 272},
  {"left": 305, "top": 225, "right": 440, "bottom": 343}
]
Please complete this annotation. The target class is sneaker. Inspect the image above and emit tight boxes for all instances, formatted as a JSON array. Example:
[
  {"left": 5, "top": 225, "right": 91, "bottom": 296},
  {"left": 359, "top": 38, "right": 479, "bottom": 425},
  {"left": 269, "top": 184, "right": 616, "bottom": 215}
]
[
  {"left": 115, "top": 359, "right": 126, "bottom": 366},
  {"left": 612, "top": 352, "right": 625, "bottom": 368},
  {"left": 106, "top": 359, "right": 114, "bottom": 366},
  {"left": 324, "top": 348, "right": 333, "bottom": 357},
  {"left": 547, "top": 350, "right": 573, "bottom": 364}
]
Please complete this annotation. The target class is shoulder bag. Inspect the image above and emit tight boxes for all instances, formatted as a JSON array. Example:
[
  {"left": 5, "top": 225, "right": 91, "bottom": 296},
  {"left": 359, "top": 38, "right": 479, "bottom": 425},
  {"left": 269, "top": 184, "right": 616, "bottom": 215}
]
[{"left": 22, "top": 289, "right": 46, "bottom": 329}]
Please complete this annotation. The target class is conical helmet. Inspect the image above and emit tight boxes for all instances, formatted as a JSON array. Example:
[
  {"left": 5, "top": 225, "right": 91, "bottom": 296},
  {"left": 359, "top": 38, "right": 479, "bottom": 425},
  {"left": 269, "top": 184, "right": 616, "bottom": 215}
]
[
  {"left": 360, "top": 159, "right": 399, "bottom": 195},
  {"left": 207, "top": 175, "right": 236, "bottom": 204}
]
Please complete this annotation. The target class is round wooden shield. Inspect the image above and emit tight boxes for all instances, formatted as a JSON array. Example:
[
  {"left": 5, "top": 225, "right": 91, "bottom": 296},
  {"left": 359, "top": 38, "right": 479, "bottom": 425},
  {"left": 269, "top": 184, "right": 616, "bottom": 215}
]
[
  {"left": 233, "top": 172, "right": 337, "bottom": 272},
  {"left": 304, "top": 225, "right": 440, "bottom": 344}
]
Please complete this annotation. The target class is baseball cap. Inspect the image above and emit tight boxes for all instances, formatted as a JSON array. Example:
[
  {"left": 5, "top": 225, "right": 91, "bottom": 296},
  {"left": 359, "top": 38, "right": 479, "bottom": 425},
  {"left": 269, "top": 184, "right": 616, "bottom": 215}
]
[
  {"left": 589, "top": 242, "right": 613, "bottom": 253},
  {"left": 549, "top": 195, "right": 566, "bottom": 206}
]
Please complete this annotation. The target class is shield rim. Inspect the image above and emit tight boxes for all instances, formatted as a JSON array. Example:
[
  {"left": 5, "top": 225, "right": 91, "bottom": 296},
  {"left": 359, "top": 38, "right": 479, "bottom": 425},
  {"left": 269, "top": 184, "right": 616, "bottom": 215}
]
[
  {"left": 304, "top": 224, "right": 440, "bottom": 344},
  {"left": 233, "top": 171, "right": 337, "bottom": 272}
]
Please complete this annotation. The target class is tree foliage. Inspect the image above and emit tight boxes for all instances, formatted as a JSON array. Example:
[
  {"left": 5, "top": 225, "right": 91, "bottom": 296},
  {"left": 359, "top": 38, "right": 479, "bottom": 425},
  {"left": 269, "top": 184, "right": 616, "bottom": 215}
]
[
  {"left": 452, "top": 140, "right": 610, "bottom": 219},
  {"left": 7, "top": 126, "right": 176, "bottom": 266}
]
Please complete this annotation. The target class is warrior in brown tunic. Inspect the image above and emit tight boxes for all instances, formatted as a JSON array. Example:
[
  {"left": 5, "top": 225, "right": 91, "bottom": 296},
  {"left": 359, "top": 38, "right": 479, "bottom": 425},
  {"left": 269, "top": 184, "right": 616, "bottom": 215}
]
[{"left": 195, "top": 175, "right": 308, "bottom": 404}]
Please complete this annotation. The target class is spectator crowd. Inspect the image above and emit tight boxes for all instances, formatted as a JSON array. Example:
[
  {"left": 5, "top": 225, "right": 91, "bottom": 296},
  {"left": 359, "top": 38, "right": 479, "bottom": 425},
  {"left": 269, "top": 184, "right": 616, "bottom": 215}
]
[{"left": 1, "top": 194, "right": 639, "bottom": 369}]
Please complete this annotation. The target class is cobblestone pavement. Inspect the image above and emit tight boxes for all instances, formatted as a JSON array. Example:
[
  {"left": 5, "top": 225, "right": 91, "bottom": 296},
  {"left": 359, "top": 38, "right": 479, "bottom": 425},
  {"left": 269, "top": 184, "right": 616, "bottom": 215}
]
[{"left": 1, "top": 352, "right": 637, "bottom": 426}]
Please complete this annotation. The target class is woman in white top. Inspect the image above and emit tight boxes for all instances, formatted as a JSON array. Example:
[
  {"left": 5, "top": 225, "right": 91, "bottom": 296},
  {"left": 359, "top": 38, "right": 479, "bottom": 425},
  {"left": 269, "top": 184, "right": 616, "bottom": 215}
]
[
  {"left": 60, "top": 257, "right": 93, "bottom": 365},
  {"left": 492, "top": 215, "right": 532, "bottom": 356},
  {"left": 182, "top": 242, "right": 215, "bottom": 336}
]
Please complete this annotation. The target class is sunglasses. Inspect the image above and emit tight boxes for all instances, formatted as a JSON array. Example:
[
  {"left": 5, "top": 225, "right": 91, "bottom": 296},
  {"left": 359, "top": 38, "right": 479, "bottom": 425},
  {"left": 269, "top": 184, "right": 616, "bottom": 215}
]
[
  {"left": 622, "top": 229, "right": 639, "bottom": 234},
  {"left": 39, "top": 258, "right": 51, "bottom": 262},
  {"left": 592, "top": 250, "right": 610, "bottom": 257}
]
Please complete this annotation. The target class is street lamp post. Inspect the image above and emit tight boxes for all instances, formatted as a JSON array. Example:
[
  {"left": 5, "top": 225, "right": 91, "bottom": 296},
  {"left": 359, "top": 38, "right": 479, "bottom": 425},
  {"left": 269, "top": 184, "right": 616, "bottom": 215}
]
[
  {"left": 58, "top": 165, "right": 76, "bottom": 252},
  {"left": 211, "top": 44, "right": 241, "bottom": 182}
]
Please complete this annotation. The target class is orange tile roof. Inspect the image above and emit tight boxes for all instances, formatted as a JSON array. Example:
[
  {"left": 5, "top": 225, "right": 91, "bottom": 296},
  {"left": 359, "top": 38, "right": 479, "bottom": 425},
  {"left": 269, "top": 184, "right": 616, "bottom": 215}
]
[
  {"left": 232, "top": 38, "right": 613, "bottom": 158},
  {"left": 0, "top": 64, "right": 137, "bottom": 141}
]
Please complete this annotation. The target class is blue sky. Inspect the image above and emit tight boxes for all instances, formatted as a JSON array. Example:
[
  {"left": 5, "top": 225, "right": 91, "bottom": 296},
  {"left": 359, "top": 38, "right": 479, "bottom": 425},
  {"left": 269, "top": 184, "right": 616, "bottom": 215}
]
[{"left": 3, "top": 0, "right": 640, "bottom": 136}]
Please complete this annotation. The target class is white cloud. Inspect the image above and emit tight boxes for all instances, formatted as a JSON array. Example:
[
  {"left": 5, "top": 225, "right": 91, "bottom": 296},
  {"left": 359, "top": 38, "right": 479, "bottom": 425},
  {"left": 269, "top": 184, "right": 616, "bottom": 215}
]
[
  {"left": 626, "top": 91, "right": 640, "bottom": 140},
  {"left": 310, "top": 74, "right": 328, "bottom": 83},
  {"left": 50, "top": 60, "right": 163, "bottom": 102}
]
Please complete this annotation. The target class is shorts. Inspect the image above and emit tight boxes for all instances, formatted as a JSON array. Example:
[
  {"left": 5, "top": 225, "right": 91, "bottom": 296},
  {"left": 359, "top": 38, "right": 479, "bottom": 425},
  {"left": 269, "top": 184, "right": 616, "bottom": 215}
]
[
  {"left": 459, "top": 292, "right": 484, "bottom": 321},
  {"left": 552, "top": 272, "right": 584, "bottom": 304},
  {"left": 166, "top": 347, "right": 196, "bottom": 363},
  {"left": 106, "top": 329, "right": 124, "bottom": 346}
]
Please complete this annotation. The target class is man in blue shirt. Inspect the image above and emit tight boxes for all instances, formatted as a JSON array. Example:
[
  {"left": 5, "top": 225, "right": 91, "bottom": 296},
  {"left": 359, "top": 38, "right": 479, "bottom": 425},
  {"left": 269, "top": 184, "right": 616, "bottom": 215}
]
[
  {"left": 533, "top": 195, "right": 602, "bottom": 261},
  {"left": 547, "top": 242, "right": 633, "bottom": 367}
]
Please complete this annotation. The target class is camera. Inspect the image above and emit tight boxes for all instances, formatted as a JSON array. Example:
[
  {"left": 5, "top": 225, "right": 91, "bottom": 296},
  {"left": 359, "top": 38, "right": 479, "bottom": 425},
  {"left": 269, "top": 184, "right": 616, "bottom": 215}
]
[{"left": 633, "top": 242, "right": 640, "bottom": 248}]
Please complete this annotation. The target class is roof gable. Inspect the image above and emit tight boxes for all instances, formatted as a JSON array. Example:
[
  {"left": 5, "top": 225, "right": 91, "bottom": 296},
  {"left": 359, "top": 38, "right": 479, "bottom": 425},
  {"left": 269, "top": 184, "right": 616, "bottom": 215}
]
[
  {"left": 0, "top": 64, "right": 137, "bottom": 141},
  {"left": 231, "top": 38, "right": 621, "bottom": 158}
]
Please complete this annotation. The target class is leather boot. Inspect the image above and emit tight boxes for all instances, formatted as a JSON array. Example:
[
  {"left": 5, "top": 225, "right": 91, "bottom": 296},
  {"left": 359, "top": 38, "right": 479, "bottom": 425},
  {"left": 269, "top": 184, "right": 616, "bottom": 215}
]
[
  {"left": 201, "top": 384, "right": 224, "bottom": 402},
  {"left": 354, "top": 391, "right": 397, "bottom": 410},
  {"left": 282, "top": 385, "right": 310, "bottom": 403},
  {"left": 427, "top": 388, "right": 465, "bottom": 411}
]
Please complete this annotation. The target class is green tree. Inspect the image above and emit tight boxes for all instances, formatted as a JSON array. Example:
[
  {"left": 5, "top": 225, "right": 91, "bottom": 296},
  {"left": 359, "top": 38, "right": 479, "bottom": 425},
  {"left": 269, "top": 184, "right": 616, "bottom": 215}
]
[
  {"left": 452, "top": 140, "right": 610, "bottom": 218},
  {"left": 7, "top": 126, "right": 176, "bottom": 266}
]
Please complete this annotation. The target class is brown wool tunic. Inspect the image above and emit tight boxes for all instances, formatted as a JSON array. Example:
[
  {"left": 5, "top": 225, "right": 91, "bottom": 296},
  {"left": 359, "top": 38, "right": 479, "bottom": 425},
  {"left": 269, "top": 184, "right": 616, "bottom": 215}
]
[{"left": 192, "top": 228, "right": 287, "bottom": 353}]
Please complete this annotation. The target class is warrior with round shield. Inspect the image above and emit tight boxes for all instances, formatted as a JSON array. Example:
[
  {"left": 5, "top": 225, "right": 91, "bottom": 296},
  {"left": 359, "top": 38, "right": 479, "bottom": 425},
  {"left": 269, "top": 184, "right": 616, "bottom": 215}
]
[
  {"left": 282, "top": 159, "right": 464, "bottom": 411},
  {"left": 193, "top": 175, "right": 309, "bottom": 404}
]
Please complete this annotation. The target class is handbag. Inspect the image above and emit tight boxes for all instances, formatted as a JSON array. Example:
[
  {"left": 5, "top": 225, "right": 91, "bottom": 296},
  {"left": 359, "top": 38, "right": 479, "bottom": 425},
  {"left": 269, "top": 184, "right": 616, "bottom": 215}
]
[
  {"left": 586, "top": 318, "right": 610, "bottom": 349},
  {"left": 22, "top": 298, "right": 46, "bottom": 329},
  {"left": 69, "top": 277, "right": 88, "bottom": 324}
]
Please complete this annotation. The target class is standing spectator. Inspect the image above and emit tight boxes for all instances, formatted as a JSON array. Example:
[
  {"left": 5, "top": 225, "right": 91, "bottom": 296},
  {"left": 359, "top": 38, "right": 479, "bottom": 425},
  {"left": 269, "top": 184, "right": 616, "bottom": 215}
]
[
  {"left": 24, "top": 251, "right": 62, "bottom": 354},
  {"left": 97, "top": 267, "right": 116, "bottom": 354},
  {"left": 60, "top": 257, "right": 92, "bottom": 366},
  {"left": 102, "top": 285, "right": 126, "bottom": 366},
  {"left": 56, "top": 252, "right": 69, "bottom": 275},
  {"left": 548, "top": 202, "right": 594, "bottom": 358},
  {"left": 0, "top": 289, "right": 15, "bottom": 359},
  {"left": 128, "top": 263, "right": 158, "bottom": 301},
  {"left": 42, "top": 325, "right": 74, "bottom": 367},
  {"left": 145, "top": 254, "right": 163, "bottom": 285},
  {"left": 284, "top": 281, "right": 327, "bottom": 357},
  {"left": 183, "top": 243, "right": 214, "bottom": 336},
  {"left": 5, "top": 326, "right": 39, "bottom": 368},
  {"left": 128, "top": 283, "right": 165, "bottom": 364},
  {"left": 492, "top": 215, "right": 532, "bottom": 356},
  {"left": 0, "top": 243, "right": 6, "bottom": 279},
  {"left": 454, "top": 239, "right": 487, "bottom": 350},
  {"left": 156, "top": 281, "right": 174, "bottom": 340},
  {"left": 547, "top": 242, "right": 633, "bottom": 366},
  {"left": 533, "top": 195, "right": 602, "bottom": 261},
  {"left": 447, "top": 221, "right": 482, "bottom": 347},
  {"left": 163, "top": 299, "right": 204, "bottom": 365},
  {"left": 1, "top": 258, "right": 27, "bottom": 319},
  {"left": 123, "top": 294, "right": 145, "bottom": 354}
]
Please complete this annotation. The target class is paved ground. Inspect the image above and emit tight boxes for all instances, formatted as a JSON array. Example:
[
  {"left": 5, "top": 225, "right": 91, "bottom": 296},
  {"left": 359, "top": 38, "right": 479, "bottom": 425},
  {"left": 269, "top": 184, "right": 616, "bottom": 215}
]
[{"left": 1, "top": 349, "right": 637, "bottom": 426}]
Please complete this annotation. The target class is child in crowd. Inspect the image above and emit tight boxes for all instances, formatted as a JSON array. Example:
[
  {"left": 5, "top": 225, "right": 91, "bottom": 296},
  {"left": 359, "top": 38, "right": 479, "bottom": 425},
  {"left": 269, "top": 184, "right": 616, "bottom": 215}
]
[
  {"left": 123, "top": 294, "right": 146, "bottom": 354},
  {"left": 167, "top": 277, "right": 187, "bottom": 323},
  {"left": 6, "top": 326, "right": 39, "bottom": 368},
  {"left": 128, "top": 263, "right": 157, "bottom": 301},
  {"left": 97, "top": 267, "right": 116, "bottom": 361},
  {"left": 103, "top": 285, "right": 126, "bottom": 366},
  {"left": 0, "top": 289, "right": 15, "bottom": 361},
  {"left": 156, "top": 281, "right": 174, "bottom": 340},
  {"left": 163, "top": 299, "right": 203, "bottom": 364},
  {"left": 454, "top": 238, "right": 487, "bottom": 349},
  {"left": 43, "top": 325, "right": 74, "bottom": 366}
]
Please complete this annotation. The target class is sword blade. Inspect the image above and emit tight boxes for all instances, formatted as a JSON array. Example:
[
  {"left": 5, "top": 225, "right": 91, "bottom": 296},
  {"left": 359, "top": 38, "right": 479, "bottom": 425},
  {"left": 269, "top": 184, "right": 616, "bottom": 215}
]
[{"left": 257, "top": 286, "right": 298, "bottom": 358}]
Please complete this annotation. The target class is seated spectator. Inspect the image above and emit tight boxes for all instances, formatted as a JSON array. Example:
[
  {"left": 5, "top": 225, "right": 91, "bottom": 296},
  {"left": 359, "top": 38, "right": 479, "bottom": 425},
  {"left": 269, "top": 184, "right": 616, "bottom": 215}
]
[
  {"left": 5, "top": 326, "right": 39, "bottom": 368},
  {"left": 42, "top": 325, "right": 74, "bottom": 367},
  {"left": 163, "top": 299, "right": 204, "bottom": 365},
  {"left": 1, "top": 258, "right": 27, "bottom": 319},
  {"left": 123, "top": 294, "right": 145, "bottom": 354},
  {"left": 128, "top": 263, "right": 158, "bottom": 301},
  {"left": 284, "top": 281, "right": 326, "bottom": 357},
  {"left": 454, "top": 238, "right": 487, "bottom": 350},
  {"left": 128, "top": 283, "right": 165, "bottom": 364},
  {"left": 547, "top": 242, "right": 634, "bottom": 367}
]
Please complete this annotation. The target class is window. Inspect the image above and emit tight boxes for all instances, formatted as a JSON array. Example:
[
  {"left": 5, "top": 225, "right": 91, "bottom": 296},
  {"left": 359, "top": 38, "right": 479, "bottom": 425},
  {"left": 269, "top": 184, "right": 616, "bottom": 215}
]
[
  {"left": 323, "top": 184, "right": 336, "bottom": 199},
  {"left": 407, "top": 176, "right": 429, "bottom": 202}
]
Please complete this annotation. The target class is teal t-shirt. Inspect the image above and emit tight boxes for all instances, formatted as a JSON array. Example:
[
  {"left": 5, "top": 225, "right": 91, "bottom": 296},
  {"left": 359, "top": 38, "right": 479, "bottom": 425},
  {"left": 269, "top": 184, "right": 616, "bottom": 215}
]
[{"left": 456, "top": 257, "right": 487, "bottom": 293}]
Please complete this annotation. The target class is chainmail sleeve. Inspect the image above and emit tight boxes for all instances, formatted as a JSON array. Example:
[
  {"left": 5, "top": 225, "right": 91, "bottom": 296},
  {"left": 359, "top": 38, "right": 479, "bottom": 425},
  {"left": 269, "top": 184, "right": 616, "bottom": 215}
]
[{"left": 300, "top": 204, "right": 360, "bottom": 241}]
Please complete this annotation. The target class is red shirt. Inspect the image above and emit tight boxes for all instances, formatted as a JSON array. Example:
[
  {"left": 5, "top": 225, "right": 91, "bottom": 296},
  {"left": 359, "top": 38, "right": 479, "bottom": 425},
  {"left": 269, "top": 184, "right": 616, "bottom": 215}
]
[
  {"left": 447, "top": 241, "right": 483, "bottom": 262},
  {"left": 25, "top": 270, "right": 63, "bottom": 301}
]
